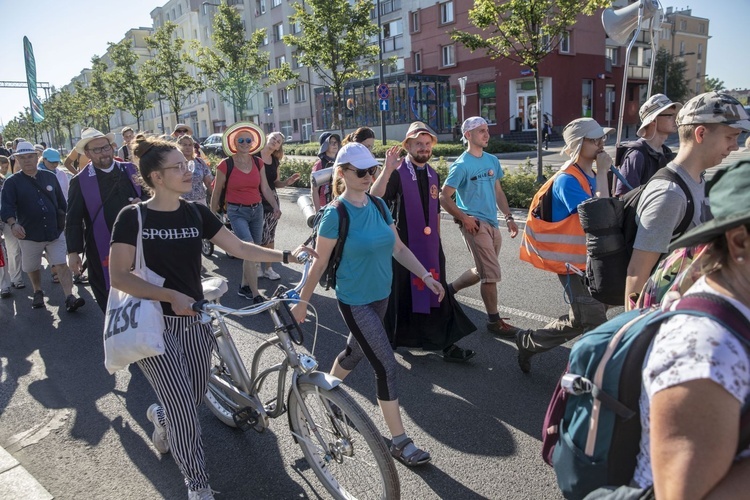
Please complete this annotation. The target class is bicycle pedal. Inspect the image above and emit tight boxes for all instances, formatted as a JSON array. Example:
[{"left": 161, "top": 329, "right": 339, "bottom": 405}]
[{"left": 232, "top": 407, "right": 259, "bottom": 431}]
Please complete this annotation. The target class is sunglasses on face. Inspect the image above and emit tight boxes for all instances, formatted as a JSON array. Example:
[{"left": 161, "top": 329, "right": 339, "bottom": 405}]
[
  {"left": 237, "top": 137, "right": 253, "bottom": 144},
  {"left": 175, "top": 129, "right": 189, "bottom": 133},
  {"left": 345, "top": 166, "right": 378, "bottom": 178}
]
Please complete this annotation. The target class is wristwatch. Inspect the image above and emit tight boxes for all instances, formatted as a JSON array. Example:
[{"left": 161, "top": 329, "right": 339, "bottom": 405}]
[{"left": 282, "top": 250, "right": 291, "bottom": 264}]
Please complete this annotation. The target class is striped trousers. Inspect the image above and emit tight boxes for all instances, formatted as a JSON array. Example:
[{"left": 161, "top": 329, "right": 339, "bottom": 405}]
[{"left": 137, "top": 315, "right": 216, "bottom": 491}]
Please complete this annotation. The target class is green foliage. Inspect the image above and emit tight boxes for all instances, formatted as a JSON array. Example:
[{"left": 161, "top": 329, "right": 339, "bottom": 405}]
[
  {"left": 704, "top": 77, "right": 725, "bottom": 93},
  {"left": 75, "top": 56, "right": 114, "bottom": 133},
  {"left": 500, "top": 159, "right": 554, "bottom": 209},
  {"left": 273, "top": 0, "right": 380, "bottom": 133},
  {"left": 653, "top": 48, "right": 689, "bottom": 103},
  {"left": 284, "top": 139, "right": 533, "bottom": 158},
  {"left": 191, "top": 4, "right": 269, "bottom": 122},
  {"left": 279, "top": 158, "right": 316, "bottom": 188},
  {"left": 142, "top": 22, "right": 204, "bottom": 121},
  {"left": 107, "top": 39, "right": 151, "bottom": 130},
  {"left": 451, "top": 0, "right": 609, "bottom": 182},
  {"left": 2, "top": 109, "right": 36, "bottom": 143}
]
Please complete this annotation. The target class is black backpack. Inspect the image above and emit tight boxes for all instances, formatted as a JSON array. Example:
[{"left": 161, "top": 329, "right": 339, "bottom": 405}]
[
  {"left": 578, "top": 167, "right": 694, "bottom": 306},
  {"left": 305, "top": 193, "right": 389, "bottom": 290}
]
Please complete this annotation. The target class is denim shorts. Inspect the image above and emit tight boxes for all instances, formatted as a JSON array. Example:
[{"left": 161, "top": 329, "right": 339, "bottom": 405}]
[{"left": 227, "top": 203, "right": 264, "bottom": 245}]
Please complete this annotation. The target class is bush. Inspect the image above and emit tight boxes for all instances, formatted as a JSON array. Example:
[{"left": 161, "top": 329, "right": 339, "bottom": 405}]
[
  {"left": 279, "top": 157, "right": 315, "bottom": 188},
  {"left": 501, "top": 159, "right": 556, "bottom": 209}
]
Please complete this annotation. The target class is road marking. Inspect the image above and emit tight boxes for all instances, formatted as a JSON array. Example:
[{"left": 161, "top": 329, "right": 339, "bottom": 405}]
[
  {"left": 4, "top": 409, "right": 70, "bottom": 453},
  {"left": 455, "top": 295, "right": 555, "bottom": 325}
]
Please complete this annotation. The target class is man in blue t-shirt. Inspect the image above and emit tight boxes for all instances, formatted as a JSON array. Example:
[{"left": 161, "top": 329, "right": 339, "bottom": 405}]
[{"left": 439, "top": 116, "right": 522, "bottom": 337}]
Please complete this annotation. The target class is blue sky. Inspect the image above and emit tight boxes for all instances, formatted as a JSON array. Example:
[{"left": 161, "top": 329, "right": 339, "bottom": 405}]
[{"left": 1, "top": 0, "right": 748, "bottom": 129}]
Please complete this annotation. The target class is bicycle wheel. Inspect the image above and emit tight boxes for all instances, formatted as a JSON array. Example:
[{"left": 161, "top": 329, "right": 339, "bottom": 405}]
[
  {"left": 288, "top": 384, "right": 400, "bottom": 500},
  {"left": 204, "top": 350, "right": 240, "bottom": 428}
]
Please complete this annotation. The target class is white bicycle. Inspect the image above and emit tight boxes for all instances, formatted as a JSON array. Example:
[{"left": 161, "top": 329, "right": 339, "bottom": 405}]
[{"left": 194, "top": 255, "right": 400, "bottom": 499}]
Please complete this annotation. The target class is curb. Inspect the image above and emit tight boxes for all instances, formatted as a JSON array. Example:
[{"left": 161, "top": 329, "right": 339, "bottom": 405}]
[{"left": 0, "top": 446, "right": 53, "bottom": 500}]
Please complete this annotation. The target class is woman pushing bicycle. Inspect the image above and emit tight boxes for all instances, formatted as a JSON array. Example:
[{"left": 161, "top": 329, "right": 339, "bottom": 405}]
[
  {"left": 291, "top": 142, "right": 444, "bottom": 468},
  {"left": 109, "top": 134, "right": 313, "bottom": 500}
]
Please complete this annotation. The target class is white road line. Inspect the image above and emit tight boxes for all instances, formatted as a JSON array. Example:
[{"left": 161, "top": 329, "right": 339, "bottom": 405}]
[{"left": 455, "top": 295, "right": 555, "bottom": 325}]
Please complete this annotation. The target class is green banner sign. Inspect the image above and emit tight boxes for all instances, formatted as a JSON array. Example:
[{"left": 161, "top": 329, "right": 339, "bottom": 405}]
[{"left": 23, "top": 36, "right": 44, "bottom": 123}]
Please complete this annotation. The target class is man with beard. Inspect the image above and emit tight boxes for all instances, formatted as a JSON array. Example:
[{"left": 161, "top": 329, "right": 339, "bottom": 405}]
[
  {"left": 66, "top": 128, "right": 144, "bottom": 311},
  {"left": 371, "top": 122, "right": 477, "bottom": 362}
]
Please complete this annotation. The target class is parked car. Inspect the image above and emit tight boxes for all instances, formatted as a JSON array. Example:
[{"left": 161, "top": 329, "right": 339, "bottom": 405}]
[{"left": 202, "top": 133, "right": 226, "bottom": 157}]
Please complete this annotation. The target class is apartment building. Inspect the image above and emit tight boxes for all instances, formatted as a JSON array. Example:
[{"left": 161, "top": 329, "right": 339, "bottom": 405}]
[{"left": 660, "top": 7, "right": 709, "bottom": 97}]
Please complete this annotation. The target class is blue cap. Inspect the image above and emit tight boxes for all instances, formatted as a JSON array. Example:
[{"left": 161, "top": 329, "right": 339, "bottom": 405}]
[{"left": 42, "top": 148, "right": 61, "bottom": 162}]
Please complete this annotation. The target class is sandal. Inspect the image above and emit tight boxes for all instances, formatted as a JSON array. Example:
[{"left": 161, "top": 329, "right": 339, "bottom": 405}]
[
  {"left": 442, "top": 345, "right": 476, "bottom": 363},
  {"left": 390, "top": 438, "right": 431, "bottom": 467}
]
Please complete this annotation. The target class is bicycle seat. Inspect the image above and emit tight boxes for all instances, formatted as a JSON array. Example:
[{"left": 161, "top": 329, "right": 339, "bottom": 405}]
[{"left": 202, "top": 277, "right": 228, "bottom": 302}]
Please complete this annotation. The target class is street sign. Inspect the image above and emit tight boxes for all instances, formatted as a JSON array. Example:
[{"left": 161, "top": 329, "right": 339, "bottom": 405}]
[
  {"left": 520, "top": 69, "right": 533, "bottom": 76},
  {"left": 377, "top": 83, "right": 390, "bottom": 100},
  {"left": 379, "top": 99, "right": 389, "bottom": 111}
]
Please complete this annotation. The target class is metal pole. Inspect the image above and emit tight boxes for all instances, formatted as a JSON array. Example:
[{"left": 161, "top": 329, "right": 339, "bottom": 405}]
[
  {"left": 376, "top": 0, "right": 386, "bottom": 145},
  {"left": 615, "top": 4, "right": 645, "bottom": 147}
]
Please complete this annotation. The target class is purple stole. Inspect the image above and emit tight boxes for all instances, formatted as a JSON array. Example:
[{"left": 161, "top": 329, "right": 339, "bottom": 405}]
[
  {"left": 77, "top": 161, "right": 142, "bottom": 289},
  {"left": 398, "top": 159, "right": 440, "bottom": 313}
]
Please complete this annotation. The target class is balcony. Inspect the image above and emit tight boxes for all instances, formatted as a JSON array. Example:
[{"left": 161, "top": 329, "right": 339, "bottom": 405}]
[{"left": 627, "top": 65, "right": 651, "bottom": 80}]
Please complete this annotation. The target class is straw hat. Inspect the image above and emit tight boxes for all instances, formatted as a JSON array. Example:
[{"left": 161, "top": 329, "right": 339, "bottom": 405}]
[{"left": 221, "top": 122, "right": 265, "bottom": 156}]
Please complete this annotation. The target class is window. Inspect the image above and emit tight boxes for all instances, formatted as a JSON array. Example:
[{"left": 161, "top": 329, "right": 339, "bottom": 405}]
[
  {"left": 696, "top": 64, "right": 701, "bottom": 79},
  {"left": 178, "top": 4, "right": 182, "bottom": 16},
  {"left": 699, "top": 23, "right": 705, "bottom": 34},
  {"left": 256, "top": 0, "right": 266, "bottom": 15},
  {"left": 300, "top": 117, "right": 312, "bottom": 142},
  {"left": 278, "top": 88, "right": 289, "bottom": 105},
  {"left": 261, "top": 30, "right": 268, "bottom": 45},
  {"left": 479, "top": 83, "right": 496, "bottom": 125},
  {"left": 275, "top": 55, "right": 286, "bottom": 68},
  {"left": 679, "top": 41, "right": 685, "bottom": 55},
  {"left": 680, "top": 20, "right": 687, "bottom": 30},
  {"left": 280, "top": 120, "right": 292, "bottom": 138},
  {"left": 273, "top": 23, "right": 284, "bottom": 42},
  {"left": 559, "top": 31, "right": 570, "bottom": 53},
  {"left": 606, "top": 46, "right": 619, "bottom": 66},
  {"left": 441, "top": 44, "right": 455, "bottom": 67},
  {"left": 410, "top": 10, "right": 420, "bottom": 33},
  {"left": 291, "top": 20, "right": 301, "bottom": 34},
  {"left": 292, "top": 51, "right": 302, "bottom": 69},
  {"left": 264, "top": 92, "right": 273, "bottom": 109},
  {"left": 582, "top": 79, "right": 593, "bottom": 117},
  {"left": 439, "top": 1, "right": 454, "bottom": 25},
  {"left": 272, "top": 0, "right": 281, "bottom": 7},
  {"left": 295, "top": 84, "right": 307, "bottom": 102},
  {"left": 541, "top": 32, "right": 551, "bottom": 52},
  {"left": 698, "top": 43, "right": 703, "bottom": 57},
  {"left": 379, "top": 0, "right": 400, "bottom": 15},
  {"left": 413, "top": 51, "right": 422, "bottom": 73},
  {"left": 382, "top": 20, "right": 403, "bottom": 52}
]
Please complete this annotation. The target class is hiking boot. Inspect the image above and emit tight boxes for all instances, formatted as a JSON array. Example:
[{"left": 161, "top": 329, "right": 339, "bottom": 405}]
[
  {"left": 515, "top": 330, "right": 536, "bottom": 374},
  {"left": 237, "top": 285, "right": 253, "bottom": 299},
  {"left": 31, "top": 290, "right": 45, "bottom": 309},
  {"left": 0, "top": 288, "right": 10, "bottom": 299},
  {"left": 65, "top": 294, "right": 85, "bottom": 313},
  {"left": 146, "top": 404, "right": 170, "bottom": 454},
  {"left": 487, "top": 318, "right": 522, "bottom": 338},
  {"left": 263, "top": 267, "right": 281, "bottom": 280},
  {"left": 187, "top": 487, "right": 216, "bottom": 500}
]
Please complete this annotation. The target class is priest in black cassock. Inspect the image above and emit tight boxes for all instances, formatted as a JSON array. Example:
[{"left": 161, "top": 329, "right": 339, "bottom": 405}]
[{"left": 371, "top": 122, "right": 477, "bottom": 362}]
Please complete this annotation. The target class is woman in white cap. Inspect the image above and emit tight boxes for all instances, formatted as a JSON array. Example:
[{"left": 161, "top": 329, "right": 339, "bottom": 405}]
[
  {"left": 291, "top": 142, "right": 443, "bottom": 468},
  {"left": 629, "top": 159, "right": 750, "bottom": 498}
]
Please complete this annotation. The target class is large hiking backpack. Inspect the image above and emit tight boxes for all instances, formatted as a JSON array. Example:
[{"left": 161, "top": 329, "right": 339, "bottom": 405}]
[
  {"left": 541, "top": 292, "right": 750, "bottom": 500},
  {"left": 577, "top": 167, "right": 694, "bottom": 306},
  {"left": 304, "top": 193, "right": 389, "bottom": 290}
]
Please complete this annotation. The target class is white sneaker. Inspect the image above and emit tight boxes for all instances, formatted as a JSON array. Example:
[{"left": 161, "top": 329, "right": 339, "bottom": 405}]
[
  {"left": 264, "top": 267, "right": 281, "bottom": 280},
  {"left": 146, "top": 404, "right": 170, "bottom": 454},
  {"left": 187, "top": 487, "right": 216, "bottom": 500}
]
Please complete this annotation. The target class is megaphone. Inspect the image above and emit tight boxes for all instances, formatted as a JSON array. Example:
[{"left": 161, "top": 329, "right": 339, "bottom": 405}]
[{"left": 602, "top": 0, "right": 660, "bottom": 46}]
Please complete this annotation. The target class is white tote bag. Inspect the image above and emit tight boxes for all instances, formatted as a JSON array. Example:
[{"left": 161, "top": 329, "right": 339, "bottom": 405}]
[{"left": 104, "top": 205, "right": 166, "bottom": 374}]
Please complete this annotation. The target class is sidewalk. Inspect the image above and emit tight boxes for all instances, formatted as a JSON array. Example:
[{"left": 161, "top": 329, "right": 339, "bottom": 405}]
[{"left": 0, "top": 446, "right": 53, "bottom": 500}]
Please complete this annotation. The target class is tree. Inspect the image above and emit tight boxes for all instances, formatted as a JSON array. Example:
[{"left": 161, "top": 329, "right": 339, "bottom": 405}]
[
  {"left": 704, "top": 76, "right": 725, "bottom": 93},
  {"left": 88, "top": 56, "right": 115, "bottom": 132},
  {"left": 142, "top": 22, "right": 204, "bottom": 125},
  {"left": 40, "top": 90, "right": 67, "bottom": 149},
  {"left": 275, "top": 0, "right": 380, "bottom": 134},
  {"left": 3, "top": 109, "right": 36, "bottom": 143},
  {"left": 653, "top": 48, "right": 689, "bottom": 104},
  {"left": 191, "top": 3, "right": 269, "bottom": 123},
  {"left": 53, "top": 89, "right": 79, "bottom": 150},
  {"left": 107, "top": 39, "right": 151, "bottom": 130},
  {"left": 451, "top": 0, "right": 609, "bottom": 183}
]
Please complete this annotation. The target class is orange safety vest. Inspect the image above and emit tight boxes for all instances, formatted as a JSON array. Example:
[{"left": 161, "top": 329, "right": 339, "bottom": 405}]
[{"left": 519, "top": 164, "right": 592, "bottom": 275}]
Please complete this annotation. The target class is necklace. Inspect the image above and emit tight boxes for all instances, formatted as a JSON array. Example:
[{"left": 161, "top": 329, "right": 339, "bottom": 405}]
[{"left": 343, "top": 195, "right": 368, "bottom": 207}]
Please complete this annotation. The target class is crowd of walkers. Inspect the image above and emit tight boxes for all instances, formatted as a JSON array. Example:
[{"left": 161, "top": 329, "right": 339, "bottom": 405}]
[{"left": 1, "top": 90, "right": 749, "bottom": 499}]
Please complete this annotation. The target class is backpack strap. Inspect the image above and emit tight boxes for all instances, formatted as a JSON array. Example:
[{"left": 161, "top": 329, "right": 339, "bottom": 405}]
[
  {"left": 649, "top": 168, "right": 695, "bottom": 237},
  {"left": 649, "top": 292, "right": 750, "bottom": 454},
  {"left": 366, "top": 193, "right": 390, "bottom": 223}
]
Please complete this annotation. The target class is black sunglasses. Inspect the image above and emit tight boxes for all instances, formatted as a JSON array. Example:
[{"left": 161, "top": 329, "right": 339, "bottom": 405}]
[
  {"left": 346, "top": 166, "right": 378, "bottom": 178},
  {"left": 175, "top": 128, "right": 188, "bottom": 133}
]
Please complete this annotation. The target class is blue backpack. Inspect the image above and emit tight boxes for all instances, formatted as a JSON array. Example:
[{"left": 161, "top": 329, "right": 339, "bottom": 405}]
[{"left": 541, "top": 292, "right": 750, "bottom": 500}]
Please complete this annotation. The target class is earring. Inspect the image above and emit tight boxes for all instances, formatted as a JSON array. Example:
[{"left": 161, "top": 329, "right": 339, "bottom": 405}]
[{"left": 737, "top": 256, "right": 745, "bottom": 263}]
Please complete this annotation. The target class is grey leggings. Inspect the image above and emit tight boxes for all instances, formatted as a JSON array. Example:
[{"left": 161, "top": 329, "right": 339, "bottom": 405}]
[{"left": 337, "top": 298, "right": 399, "bottom": 401}]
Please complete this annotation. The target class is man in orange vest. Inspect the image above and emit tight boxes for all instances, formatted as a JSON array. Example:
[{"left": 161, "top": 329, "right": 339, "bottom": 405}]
[{"left": 516, "top": 118, "right": 612, "bottom": 373}]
